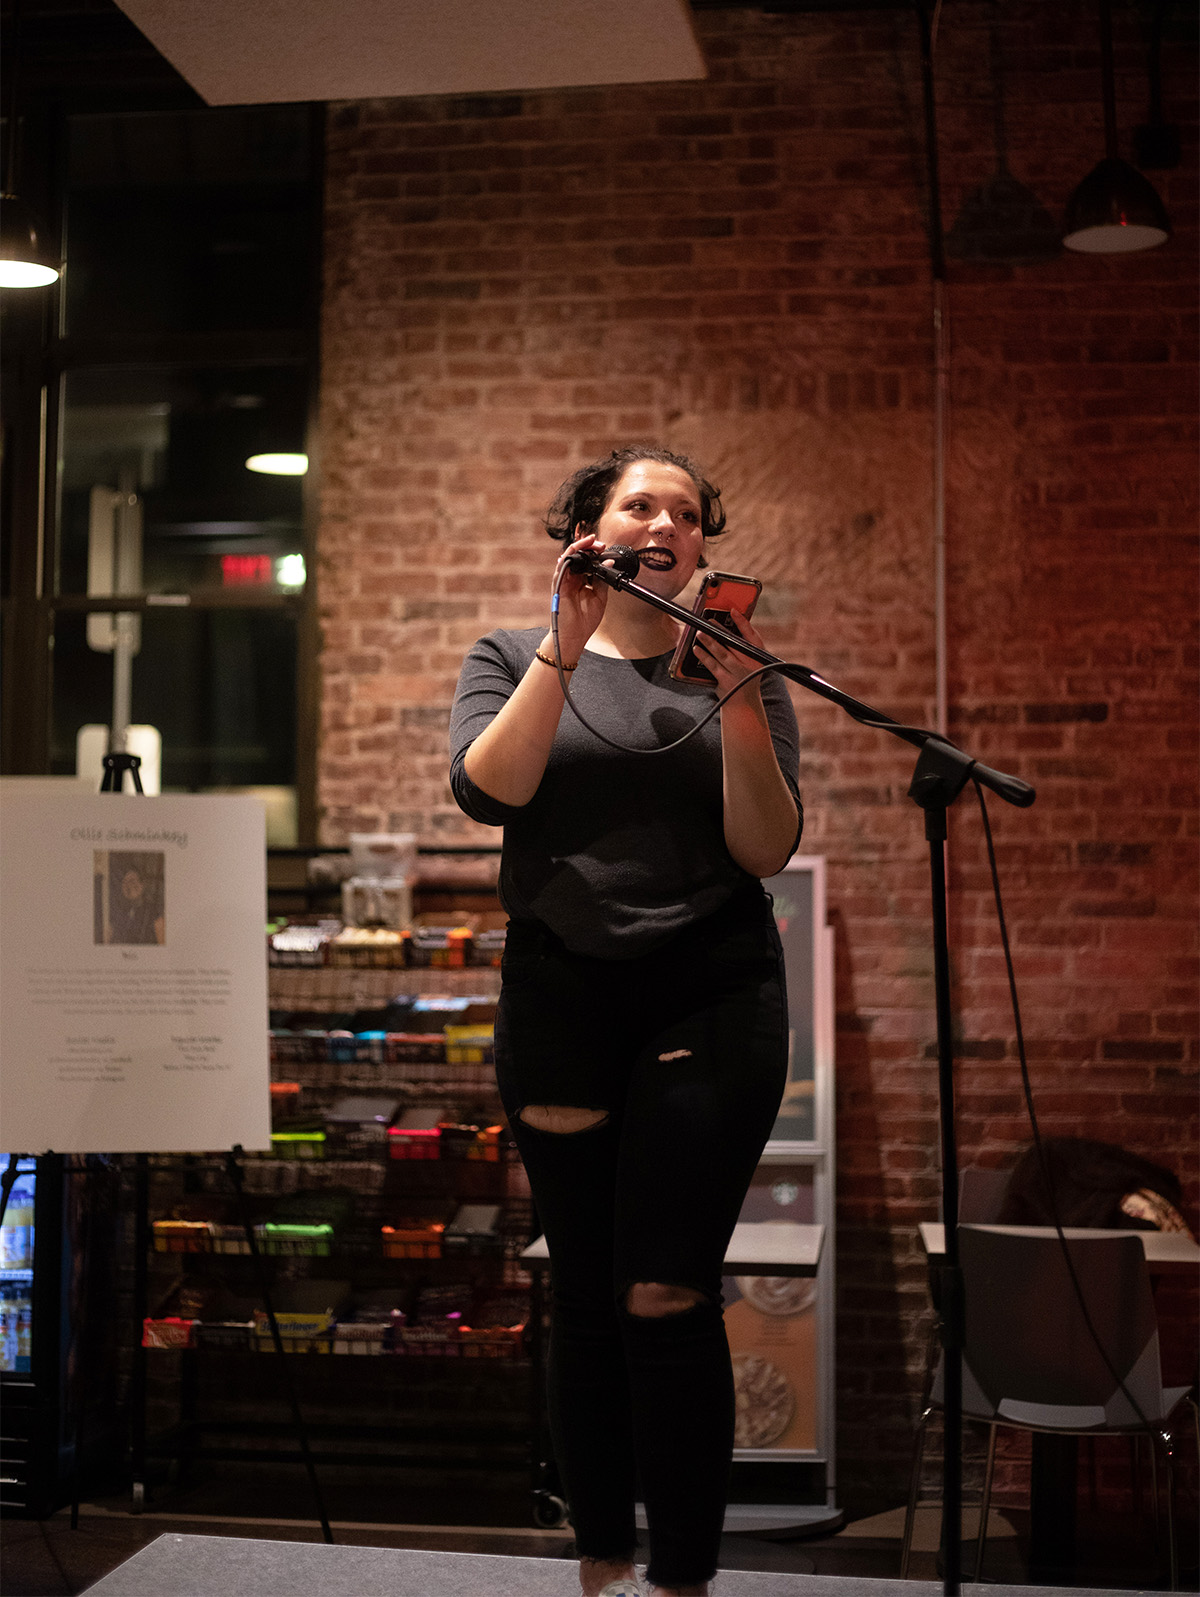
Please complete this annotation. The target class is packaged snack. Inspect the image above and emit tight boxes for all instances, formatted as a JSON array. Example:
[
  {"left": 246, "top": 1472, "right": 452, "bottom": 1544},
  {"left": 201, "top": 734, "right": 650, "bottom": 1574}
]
[
  {"left": 444, "top": 1203, "right": 501, "bottom": 1255},
  {"left": 437, "top": 1121, "right": 502, "bottom": 1162},
  {"left": 270, "top": 1126, "right": 326, "bottom": 1160},
  {"left": 333, "top": 1321, "right": 389, "bottom": 1356},
  {"left": 269, "top": 923, "right": 335, "bottom": 967},
  {"left": 461, "top": 1290, "right": 528, "bottom": 1360},
  {"left": 443, "top": 1024, "right": 494, "bottom": 1064},
  {"left": 387, "top": 1105, "right": 445, "bottom": 1161},
  {"left": 142, "top": 1317, "right": 197, "bottom": 1350},
  {"left": 384, "top": 1032, "right": 446, "bottom": 1065},
  {"left": 381, "top": 1221, "right": 445, "bottom": 1260},
  {"left": 152, "top": 1219, "right": 213, "bottom": 1254},
  {"left": 405, "top": 921, "right": 473, "bottom": 968},
  {"left": 257, "top": 1222, "right": 334, "bottom": 1257}
]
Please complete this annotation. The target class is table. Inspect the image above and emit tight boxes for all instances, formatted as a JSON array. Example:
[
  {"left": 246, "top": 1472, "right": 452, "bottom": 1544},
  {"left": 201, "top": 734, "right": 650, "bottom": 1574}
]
[
  {"left": 520, "top": 1219, "right": 824, "bottom": 1276},
  {"left": 917, "top": 1221, "right": 1199, "bottom": 1580},
  {"left": 919, "top": 1221, "right": 1200, "bottom": 1274},
  {"left": 520, "top": 1222, "right": 838, "bottom": 1540}
]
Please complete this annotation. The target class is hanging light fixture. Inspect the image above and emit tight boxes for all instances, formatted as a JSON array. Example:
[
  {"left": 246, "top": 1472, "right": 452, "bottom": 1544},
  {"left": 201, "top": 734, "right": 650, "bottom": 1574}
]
[
  {"left": 1063, "top": 0, "right": 1170, "bottom": 253},
  {"left": 246, "top": 452, "right": 308, "bottom": 476},
  {"left": 946, "top": 0, "right": 1061, "bottom": 264},
  {"left": 0, "top": 0, "right": 60, "bottom": 288},
  {"left": 0, "top": 193, "right": 59, "bottom": 287}
]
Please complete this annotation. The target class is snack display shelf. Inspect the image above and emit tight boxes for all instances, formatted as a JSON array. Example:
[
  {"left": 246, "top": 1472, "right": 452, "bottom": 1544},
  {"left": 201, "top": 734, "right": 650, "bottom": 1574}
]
[
  {"left": 267, "top": 966, "right": 500, "bottom": 1005},
  {"left": 137, "top": 922, "right": 540, "bottom": 1508}
]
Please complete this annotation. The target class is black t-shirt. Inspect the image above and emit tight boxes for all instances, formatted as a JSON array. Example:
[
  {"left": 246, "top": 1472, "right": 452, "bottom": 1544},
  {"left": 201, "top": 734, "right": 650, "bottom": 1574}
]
[{"left": 449, "top": 628, "right": 803, "bottom": 958}]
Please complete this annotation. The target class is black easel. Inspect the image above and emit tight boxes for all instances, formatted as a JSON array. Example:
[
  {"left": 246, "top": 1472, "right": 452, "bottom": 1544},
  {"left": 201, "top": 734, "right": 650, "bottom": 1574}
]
[
  {"left": 95, "top": 760, "right": 333, "bottom": 1540},
  {"left": 224, "top": 1147, "right": 333, "bottom": 1543},
  {"left": 99, "top": 751, "right": 144, "bottom": 795},
  {"left": 575, "top": 559, "right": 1035, "bottom": 1597}
]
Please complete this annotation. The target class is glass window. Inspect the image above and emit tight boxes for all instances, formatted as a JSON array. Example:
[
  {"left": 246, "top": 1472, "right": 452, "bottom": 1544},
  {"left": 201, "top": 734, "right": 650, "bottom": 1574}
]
[
  {"left": 50, "top": 608, "right": 299, "bottom": 841},
  {"left": 11, "top": 103, "right": 319, "bottom": 839},
  {"left": 57, "top": 366, "right": 308, "bottom": 597},
  {"left": 63, "top": 107, "right": 313, "bottom": 339}
]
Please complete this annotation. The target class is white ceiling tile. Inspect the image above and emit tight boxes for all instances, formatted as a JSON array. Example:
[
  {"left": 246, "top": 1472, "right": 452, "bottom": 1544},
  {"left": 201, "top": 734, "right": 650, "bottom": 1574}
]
[{"left": 114, "top": 0, "right": 707, "bottom": 105}]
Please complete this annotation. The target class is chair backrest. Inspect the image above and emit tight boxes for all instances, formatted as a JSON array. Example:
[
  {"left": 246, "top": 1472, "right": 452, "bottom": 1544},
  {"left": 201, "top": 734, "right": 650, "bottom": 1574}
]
[
  {"left": 959, "top": 1166, "right": 1013, "bottom": 1223},
  {"left": 937, "top": 1167, "right": 1013, "bottom": 1224},
  {"left": 957, "top": 1225, "right": 1164, "bottom": 1429}
]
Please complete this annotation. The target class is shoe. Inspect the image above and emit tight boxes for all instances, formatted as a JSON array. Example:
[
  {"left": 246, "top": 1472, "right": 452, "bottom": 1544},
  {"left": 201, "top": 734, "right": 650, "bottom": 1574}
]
[{"left": 589, "top": 1582, "right": 644, "bottom": 1597}]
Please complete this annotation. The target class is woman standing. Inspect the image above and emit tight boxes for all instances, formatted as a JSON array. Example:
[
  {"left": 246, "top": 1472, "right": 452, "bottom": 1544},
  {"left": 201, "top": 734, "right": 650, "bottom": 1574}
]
[{"left": 449, "top": 448, "right": 802, "bottom": 1597}]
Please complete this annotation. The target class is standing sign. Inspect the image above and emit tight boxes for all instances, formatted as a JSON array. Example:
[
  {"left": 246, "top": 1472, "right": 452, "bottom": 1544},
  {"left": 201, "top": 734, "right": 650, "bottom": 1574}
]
[
  {"left": 0, "top": 791, "right": 270, "bottom": 1154},
  {"left": 724, "top": 856, "right": 836, "bottom": 1504}
]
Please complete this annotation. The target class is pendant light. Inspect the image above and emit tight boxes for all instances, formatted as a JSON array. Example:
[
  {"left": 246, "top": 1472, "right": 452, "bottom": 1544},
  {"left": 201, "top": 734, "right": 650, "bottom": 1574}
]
[
  {"left": 1063, "top": 0, "right": 1170, "bottom": 253},
  {"left": 0, "top": 0, "right": 60, "bottom": 288},
  {"left": 0, "top": 193, "right": 59, "bottom": 287},
  {"left": 246, "top": 452, "right": 309, "bottom": 476},
  {"left": 946, "top": 0, "right": 1060, "bottom": 264}
]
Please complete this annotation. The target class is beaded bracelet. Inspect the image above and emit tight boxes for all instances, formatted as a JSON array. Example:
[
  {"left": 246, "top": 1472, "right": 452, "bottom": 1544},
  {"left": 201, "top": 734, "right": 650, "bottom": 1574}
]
[{"left": 535, "top": 648, "right": 578, "bottom": 671}]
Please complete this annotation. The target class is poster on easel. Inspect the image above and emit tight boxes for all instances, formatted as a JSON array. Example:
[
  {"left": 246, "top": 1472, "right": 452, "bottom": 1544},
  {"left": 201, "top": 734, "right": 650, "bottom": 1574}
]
[{"left": 0, "top": 790, "right": 270, "bottom": 1154}]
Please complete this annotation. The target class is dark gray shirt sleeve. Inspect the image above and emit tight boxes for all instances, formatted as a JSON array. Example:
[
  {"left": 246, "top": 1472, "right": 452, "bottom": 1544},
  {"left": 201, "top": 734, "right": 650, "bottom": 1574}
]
[{"left": 448, "top": 633, "right": 529, "bottom": 826}]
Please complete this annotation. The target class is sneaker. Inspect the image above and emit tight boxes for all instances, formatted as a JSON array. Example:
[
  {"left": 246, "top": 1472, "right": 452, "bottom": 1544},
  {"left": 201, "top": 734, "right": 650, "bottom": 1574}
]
[{"left": 591, "top": 1582, "right": 644, "bottom": 1597}]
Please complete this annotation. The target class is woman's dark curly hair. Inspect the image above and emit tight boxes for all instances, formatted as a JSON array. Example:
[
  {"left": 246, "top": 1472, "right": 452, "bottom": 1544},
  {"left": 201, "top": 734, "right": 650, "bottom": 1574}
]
[{"left": 543, "top": 447, "right": 728, "bottom": 546}]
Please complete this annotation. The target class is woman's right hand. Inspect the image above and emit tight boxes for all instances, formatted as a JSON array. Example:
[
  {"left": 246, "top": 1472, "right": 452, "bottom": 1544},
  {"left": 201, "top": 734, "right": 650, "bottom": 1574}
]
[{"left": 552, "top": 533, "right": 610, "bottom": 658}]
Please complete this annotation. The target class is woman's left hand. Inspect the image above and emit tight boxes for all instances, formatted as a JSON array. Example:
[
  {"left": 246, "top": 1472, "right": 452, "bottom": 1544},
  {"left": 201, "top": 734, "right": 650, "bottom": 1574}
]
[{"left": 693, "top": 608, "right": 765, "bottom": 701}]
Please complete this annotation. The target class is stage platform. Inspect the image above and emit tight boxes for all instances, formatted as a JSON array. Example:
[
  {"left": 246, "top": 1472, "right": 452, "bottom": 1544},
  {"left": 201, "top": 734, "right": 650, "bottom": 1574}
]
[{"left": 85, "top": 1532, "right": 1156, "bottom": 1597}]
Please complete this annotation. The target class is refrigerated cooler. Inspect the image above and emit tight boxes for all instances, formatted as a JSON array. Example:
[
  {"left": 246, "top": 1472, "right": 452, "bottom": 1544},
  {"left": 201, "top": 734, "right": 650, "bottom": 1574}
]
[
  {"left": 0, "top": 1161, "right": 35, "bottom": 1377},
  {"left": 0, "top": 1155, "right": 124, "bottom": 1517}
]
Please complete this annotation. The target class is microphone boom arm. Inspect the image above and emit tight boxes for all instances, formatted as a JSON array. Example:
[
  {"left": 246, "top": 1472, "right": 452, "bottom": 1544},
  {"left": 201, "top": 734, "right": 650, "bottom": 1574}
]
[{"left": 599, "top": 566, "right": 1035, "bottom": 810}]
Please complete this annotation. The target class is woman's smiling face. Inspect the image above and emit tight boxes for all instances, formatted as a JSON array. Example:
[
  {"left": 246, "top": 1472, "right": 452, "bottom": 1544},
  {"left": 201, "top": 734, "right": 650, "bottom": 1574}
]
[{"left": 592, "top": 460, "right": 706, "bottom": 594}]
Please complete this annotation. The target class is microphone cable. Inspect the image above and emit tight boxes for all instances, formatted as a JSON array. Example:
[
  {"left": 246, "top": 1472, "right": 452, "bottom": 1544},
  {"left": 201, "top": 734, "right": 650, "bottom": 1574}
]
[
  {"left": 972, "top": 777, "right": 1154, "bottom": 1433},
  {"left": 548, "top": 559, "right": 785, "bottom": 755}
]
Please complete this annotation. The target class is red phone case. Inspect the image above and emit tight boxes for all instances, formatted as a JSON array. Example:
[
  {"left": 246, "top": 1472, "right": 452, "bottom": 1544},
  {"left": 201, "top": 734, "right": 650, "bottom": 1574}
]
[{"left": 669, "top": 572, "right": 762, "bottom": 685}]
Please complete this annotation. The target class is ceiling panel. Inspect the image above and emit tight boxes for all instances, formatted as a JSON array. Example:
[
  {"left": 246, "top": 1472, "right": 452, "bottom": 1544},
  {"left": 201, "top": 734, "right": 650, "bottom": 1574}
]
[{"left": 113, "top": 0, "right": 707, "bottom": 105}]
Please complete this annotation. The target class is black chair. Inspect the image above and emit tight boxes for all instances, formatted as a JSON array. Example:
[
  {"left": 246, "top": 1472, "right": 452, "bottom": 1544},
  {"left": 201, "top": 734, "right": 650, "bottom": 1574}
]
[{"left": 901, "top": 1224, "right": 1197, "bottom": 1586}]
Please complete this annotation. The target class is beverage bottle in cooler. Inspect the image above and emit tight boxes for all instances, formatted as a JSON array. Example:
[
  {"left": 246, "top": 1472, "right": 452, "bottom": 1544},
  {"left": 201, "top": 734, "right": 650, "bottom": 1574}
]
[
  {"left": 1, "top": 1178, "right": 33, "bottom": 1270},
  {"left": 0, "top": 1284, "right": 17, "bottom": 1373},
  {"left": 16, "top": 1291, "right": 32, "bottom": 1372}
]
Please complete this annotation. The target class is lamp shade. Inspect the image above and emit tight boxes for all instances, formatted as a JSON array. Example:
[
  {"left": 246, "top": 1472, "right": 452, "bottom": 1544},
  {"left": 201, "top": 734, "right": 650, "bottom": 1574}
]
[
  {"left": 0, "top": 192, "right": 60, "bottom": 287},
  {"left": 947, "top": 172, "right": 1062, "bottom": 264},
  {"left": 245, "top": 452, "right": 308, "bottom": 476},
  {"left": 1062, "top": 157, "right": 1171, "bottom": 253}
]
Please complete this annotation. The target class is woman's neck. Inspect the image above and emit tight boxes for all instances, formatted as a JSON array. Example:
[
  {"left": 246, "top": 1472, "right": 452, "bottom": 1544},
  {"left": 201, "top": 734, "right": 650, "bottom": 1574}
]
[{"left": 585, "top": 592, "right": 680, "bottom": 659}]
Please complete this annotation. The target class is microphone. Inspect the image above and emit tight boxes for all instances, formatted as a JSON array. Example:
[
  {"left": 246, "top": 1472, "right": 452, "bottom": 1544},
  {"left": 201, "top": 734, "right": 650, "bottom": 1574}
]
[{"left": 562, "top": 544, "right": 677, "bottom": 583}]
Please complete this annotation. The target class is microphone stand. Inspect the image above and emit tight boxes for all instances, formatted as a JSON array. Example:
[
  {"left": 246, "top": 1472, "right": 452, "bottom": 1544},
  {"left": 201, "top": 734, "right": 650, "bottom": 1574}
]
[{"left": 587, "top": 559, "right": 1035, "bottom": 1596}]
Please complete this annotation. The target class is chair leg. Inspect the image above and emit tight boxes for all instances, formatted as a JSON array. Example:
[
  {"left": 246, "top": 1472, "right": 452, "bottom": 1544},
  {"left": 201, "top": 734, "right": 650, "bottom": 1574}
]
[
  {"left": 973, "top": 1423, "right": 997, "bottom": 1582},
  {"left": 1159, "top": 1431, "right": 1177, "bottom": 1592},
  {"left": 900, "top": 1406, "right": 933, "bottom": 1579},
  {"left": 1148, "top": 1432, "right": 1161, "bottom": 1538},
  {"left": 1086, "top": 1435, "right": 1098, "bottom": 1511},
  {"left": 1130, "top": 1435, "right": 1143, "bottom": 1523}
]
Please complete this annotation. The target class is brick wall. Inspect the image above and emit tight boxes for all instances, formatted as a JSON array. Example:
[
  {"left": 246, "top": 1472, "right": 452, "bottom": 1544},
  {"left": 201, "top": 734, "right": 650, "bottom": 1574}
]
[{"left": 317, "top": 2, "right": 1198, "bottom": 1515}]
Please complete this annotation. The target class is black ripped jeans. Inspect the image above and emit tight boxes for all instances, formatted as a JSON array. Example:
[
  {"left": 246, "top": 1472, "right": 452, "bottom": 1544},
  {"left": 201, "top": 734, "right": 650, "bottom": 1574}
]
[{"left": 495, "top": 886, "right": 788, "bottom": 1590}]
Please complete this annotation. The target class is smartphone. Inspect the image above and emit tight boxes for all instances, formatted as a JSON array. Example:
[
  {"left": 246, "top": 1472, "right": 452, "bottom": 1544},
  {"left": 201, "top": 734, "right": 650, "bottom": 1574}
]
[{"left": 668, "top": 571, "right": 762, "bottom": 685}]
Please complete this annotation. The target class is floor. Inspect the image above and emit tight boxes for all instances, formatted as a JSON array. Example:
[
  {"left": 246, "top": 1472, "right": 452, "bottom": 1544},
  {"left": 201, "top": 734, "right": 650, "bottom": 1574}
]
[{"left": 1, "top": 1483, "right": 1193, "bottom": 1597}]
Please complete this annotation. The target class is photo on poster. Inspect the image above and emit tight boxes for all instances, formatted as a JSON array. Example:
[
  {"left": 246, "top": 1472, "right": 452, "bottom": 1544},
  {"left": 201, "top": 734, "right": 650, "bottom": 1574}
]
[{"left": 93, "top": 850, "right": 165, "bottom": 946}]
